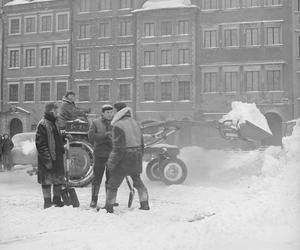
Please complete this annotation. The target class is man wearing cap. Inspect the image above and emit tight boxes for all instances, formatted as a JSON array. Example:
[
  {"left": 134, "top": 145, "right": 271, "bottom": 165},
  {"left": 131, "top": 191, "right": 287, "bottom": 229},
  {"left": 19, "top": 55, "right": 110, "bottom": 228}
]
[
  {"left": 36, "top": 102, "right": 66, "bottom": 209},
  {"left": 104, "top": 102, "right": 150, "bottom": 213},
  {"left": 57, "top": 90, "right": 89, "bottom": 129},
  {"left": 88, "top": 104, "right": 114, "bottom": 208}
]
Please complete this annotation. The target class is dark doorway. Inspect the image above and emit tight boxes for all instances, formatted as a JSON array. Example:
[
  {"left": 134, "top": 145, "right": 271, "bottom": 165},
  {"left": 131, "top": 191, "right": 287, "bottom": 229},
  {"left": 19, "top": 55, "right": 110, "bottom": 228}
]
[
  {"left": 10, "top": 118, "right": 23, "bottom": 137},
  {"left": 262, "top": 112, "right": 283, "bottom": 147}
]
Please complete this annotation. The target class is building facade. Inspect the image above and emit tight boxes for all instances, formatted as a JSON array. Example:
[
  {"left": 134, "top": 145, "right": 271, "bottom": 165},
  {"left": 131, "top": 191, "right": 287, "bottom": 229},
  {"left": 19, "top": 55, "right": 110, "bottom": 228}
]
[{"left": 0, "top": 0, "right": 299, "bottom": 140}]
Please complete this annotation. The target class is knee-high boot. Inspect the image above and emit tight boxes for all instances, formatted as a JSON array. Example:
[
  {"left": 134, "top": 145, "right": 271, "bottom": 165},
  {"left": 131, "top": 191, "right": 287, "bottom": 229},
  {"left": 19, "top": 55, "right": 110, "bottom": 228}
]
[
  {"left": 137, "top": 187, "right": 150, "bottom": 210},
  {"left": 42, "top": 184, "right": 52, "bottom": 209},
  {"left": 104, "top": 190, "right": 117, "bottom": 213},
  {"left": 90, "top": 184, "right": 100, "bottom": 208},
  {"left": 53, "top": 184, "right": 64, "bottom": 207}
]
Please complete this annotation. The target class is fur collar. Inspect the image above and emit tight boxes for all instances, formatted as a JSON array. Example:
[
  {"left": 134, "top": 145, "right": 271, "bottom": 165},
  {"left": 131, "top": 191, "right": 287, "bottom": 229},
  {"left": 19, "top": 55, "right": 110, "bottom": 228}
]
[{"left": 111, "top": 107, "right": 132, "bottom": 126}]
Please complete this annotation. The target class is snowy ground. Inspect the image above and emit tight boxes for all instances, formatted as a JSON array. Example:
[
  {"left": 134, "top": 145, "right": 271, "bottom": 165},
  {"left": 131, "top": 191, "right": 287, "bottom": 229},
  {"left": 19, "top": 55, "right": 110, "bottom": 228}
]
[{"left": 1, "top": 132, "right": 300, "bottom": 250}]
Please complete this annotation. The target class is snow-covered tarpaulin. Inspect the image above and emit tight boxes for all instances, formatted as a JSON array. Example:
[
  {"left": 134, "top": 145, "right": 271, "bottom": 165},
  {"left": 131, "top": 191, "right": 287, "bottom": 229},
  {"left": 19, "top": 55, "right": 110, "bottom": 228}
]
[
  {"left": 5, "top": 0, "right": 54, "bottom": 6},
  {"left": 135, "top": 0, "right": 197, "bottom": 11},
  {"left": 1, "top": 120, "right": 300, "bottom": 249}
]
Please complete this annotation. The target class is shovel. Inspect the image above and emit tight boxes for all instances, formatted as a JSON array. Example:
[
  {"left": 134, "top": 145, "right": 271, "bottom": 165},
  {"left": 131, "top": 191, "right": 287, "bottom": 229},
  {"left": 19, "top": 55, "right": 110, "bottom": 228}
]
[
  {"left": 125, "top": 176, "right": 135, "bottom": 208},
  {"left": 61, "top": 138, "right": 80, "bottom": 207}
]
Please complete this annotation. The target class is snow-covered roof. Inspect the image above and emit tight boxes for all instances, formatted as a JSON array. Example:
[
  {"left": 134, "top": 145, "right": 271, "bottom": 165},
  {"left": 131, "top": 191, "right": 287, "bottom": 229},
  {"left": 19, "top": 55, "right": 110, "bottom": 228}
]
[
  {"left": 135, "top": 0, "right": 197, "bottom": 12},
  {"left": 5, "top": 0, "right": 54, "bottom": 6}
]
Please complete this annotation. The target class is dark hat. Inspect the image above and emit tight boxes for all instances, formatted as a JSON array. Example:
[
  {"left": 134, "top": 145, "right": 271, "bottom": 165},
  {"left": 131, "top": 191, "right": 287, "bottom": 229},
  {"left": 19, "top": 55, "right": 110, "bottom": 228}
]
[
  {"left": 101, "top": 104, "right": 113, "bottom": 112},
  {"left": 65, "top": 90, "right": 75, "bottom": 98},
  {"left": 114, "top": 102, "right": 127, "bottom": 112},
  {"left": 45, "top": 102, "right": 58, "bottom": 113}
]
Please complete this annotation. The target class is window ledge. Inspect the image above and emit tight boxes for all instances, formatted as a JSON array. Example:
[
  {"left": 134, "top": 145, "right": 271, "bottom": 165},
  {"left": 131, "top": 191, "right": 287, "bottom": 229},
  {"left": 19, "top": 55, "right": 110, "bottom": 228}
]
[
  {"left": 77, "top": 101, "right": 91, "bottom": 103},
  {"left": 23, "top": 101, "right": 35, "bottom": 103},
  {"left": 8, "top": 101, "right": 19, "bottom": 104},
  {"left": 141, "top": 101, "right": 156, "bottom": 103},
  {"left": 8, "top": 67, "right": 20, "bottom": 70}
]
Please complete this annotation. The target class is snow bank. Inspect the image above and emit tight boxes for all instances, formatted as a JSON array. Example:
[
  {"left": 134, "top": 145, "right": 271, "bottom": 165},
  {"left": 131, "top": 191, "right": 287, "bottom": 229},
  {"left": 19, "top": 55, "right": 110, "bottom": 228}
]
[
  {"left": 21, "top": 140, "right": 36, "bottom": 155},
  {"left": 220, "top": 101, "right": 272, "bottom": 134},
  {"left": 141, "top": 0, "right": 195, "bottom": 10},
  {"left": 5, "top": 0, "right": 53, "bottom": 6}
]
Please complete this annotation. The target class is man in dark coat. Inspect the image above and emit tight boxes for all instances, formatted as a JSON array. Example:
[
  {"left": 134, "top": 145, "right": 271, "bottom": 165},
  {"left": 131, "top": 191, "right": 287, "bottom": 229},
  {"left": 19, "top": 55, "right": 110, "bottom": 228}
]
[
  {"left": 88, "top": 104, "right": 114, "bottom": 208},
  {"left": 57, "top": 90, "right": 88, "bottom": 129},
  {"left": 104, "top": 103, "right": 150, "bottom": 213},
  {"left": 2, "top": 134, "right": 14, "bottom": 171},
  {"left": 36, "top": 102, "right": 66, "bottom": 209}
]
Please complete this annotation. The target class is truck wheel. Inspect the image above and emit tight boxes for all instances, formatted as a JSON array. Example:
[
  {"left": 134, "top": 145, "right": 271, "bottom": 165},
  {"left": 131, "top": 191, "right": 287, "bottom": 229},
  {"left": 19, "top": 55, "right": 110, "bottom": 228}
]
[
  {"left": 160, "top": 158, "right": 187, "bottom": 185},
  {"left": 67, "top": 140, "right": 94, "bottom": 187},
  {"left": 146, "top": 158, "right": 161, "bottom": 181}
]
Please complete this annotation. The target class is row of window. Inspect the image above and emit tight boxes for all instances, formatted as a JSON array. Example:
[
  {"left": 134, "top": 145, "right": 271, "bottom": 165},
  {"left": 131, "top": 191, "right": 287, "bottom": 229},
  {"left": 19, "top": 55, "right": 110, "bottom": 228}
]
[
  {"left": 77, "top": 0, "right": 282, "bottom": 13},
  {"left": 202, "top": 0, "right": 282, "bottom": 10},
  {"left": 8, "top": 45, "right": 68, "bottom": 68},
  {"left": 203, "top": 22, "right": 282, "bottom": 48},
  {"left": 143, "top": 49, "right": 191, "bottom": 66},
  {"left": 7, "top": 81, "right": 133, "bottom": 103},
  {"left": 8, "top": 12, "right": 69, "bottom": 35},
  {"left": 8, "top": 81, "right": 68, "bottom": 103},
  {"left": 202, "top": 66, "right": 282, "bottom": 93}
]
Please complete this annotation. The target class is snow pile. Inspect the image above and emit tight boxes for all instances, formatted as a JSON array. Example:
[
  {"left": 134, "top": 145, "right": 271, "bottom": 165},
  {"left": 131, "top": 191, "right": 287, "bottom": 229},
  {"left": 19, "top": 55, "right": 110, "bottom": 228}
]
[
  {"left": 21, "top": 140, "right": 36, "bottom": 155},
  {"left": 5, "top": 0, "right": 53, "bottom": 6},
  {"left": 141, "top": 0, "right": 194, "bottom": 10},
  {"left": 220, "top": 101, "right": 272, "bottom": 134}
]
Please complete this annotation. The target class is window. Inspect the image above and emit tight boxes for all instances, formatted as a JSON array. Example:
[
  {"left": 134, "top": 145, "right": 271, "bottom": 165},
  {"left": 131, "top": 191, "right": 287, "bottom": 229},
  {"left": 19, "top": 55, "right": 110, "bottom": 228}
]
[
  {"left": 266, "top": 70, "right": 280, "bottom": 91},
  {"left": 178, "top": 49, "right": 190, "bottom": 64},
  {"left": 120, "top": 50, "right": 131, "bottom": 69},
  {"left": 24, "top": 48, "right": 36, "bottom": 67},
  {"left": 56, "top": 46, "right": 68, "bottom": 65},
  {"left": 97, "top": 84, "right": 110, "bottom": 101},
  {"left": 245, "top": 71, "right": 259, "bottom": 91},
  {"left": 98, "top": 0, "right": 110, "bottom": 10},
  {"left": 144, "top": 82, "right": 155, "bottom": 101},
  {"left": 24, "top": 83, "right": 34, "bottom": 102},
  {"left": 224, "top": 28, "right": 238, "bottom": 47},
  {"left": 40, "top": 47, "right": 51, "bottom": 67},
  {"left": 243, "top": 0, "right": 260, "bottom": 7},
  {"left": 40, "top": 82, "right": 51, "bottom": 101},
  {"left": 99, "top": 22, "right": 110, "bottom": 38},
  {"left": 202, "top": 0, "right": 218, "bottom": 10},
  {"left": 298, "top": 36, "right": 300, "bottom": 58},
  {"left": 266, "top": 26, "right": 281, "bottom": 45},
  {"left": 9, "top": 18, "right": 20, "bottom": 35},
  {"left": 57, "top": 13, "right": 69, "bottom": 31},
  {"left": 79, "top": 24, "right": 90, "bottom": 39},
  {"left": 144, "top": 51, "right": 155, "bottom": 66},
  {"left": 204, "top": 30, "right": 218, "bottom": 48},
  {"left": 98, "top": 51, "right": 110, "bottom": 70},
  {"left": 40, "top": 15, "right": 52, "bottom": 32},
  {"left": 161, "top": 21, "right": 172, "bottom": 36},
  {"left": 264, "top": 0, "right": 281, "bottom": 6},
  {"left": 178, "top": 81, "right": 191, "bottom": 100},
  {"left": 120, "top": 20, "right": 131, "bottom": 36},
  {"left": 78, "top": 85, "right": 90, "bottom": 101},
  {"left": 119, "top": 84, "right": 131, "bottom": 101},
  {"left": 25, "top": 16, "right": 36, "bottom": 33},
  {"left": 119, "top": 0, "right": 131, "bottom": 9},
  {"left": 78, "top": 52, "right": 90, "bottom": 71},
  {"left": 224, "top": 72, "right": 238, "bottom": 92},
  {"left": 79, "top": 0, "right": 89, "bottom": 12},
  {"left": 203, "top": 72, "right": 217, "bottom": 92},
  {"left": 144, "top": 23, "right": 154, "bottom": 37},
  {"left": 161, "top": 82, "right": 172, "bottom": 101},
  {"left": 161, "top": 49, "right": 172, "bottom": 65},
  {"left": 245, "top": 26, "right": 259, "bottom": 46},
  {"left": 298, "top": 0, "right": 300, "bottom": 11},
  {"left": 8, "top": 49, "right": 20, "bottom": 68},
  {"left": 224, "top": 0, "right": 239, "bottom": 9},
  {"left": 178, "top": 20, "right": 189, "bottom": 35},
  {"left": 9, "top": 84, "right": 19, "bottom": 102},
  {"left": 56, "top": 81, "right": 67, "bottom": 101}
]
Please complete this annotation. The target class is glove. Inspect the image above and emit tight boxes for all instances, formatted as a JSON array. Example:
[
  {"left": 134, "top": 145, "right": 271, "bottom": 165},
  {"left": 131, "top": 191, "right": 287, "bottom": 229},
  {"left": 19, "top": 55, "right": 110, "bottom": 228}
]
[
  {"left": 45, "top": 161, "right": 52, "bottom": 170},
  {"left": 65, "top": 133, "right": 73, "bottom": 140}
]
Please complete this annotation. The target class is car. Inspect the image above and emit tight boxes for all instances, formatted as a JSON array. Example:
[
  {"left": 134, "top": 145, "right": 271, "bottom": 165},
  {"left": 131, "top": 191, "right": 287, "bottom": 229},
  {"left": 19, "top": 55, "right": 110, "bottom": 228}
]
[{"left": 11, "top": 132, "right": 37, "bottom": 169}]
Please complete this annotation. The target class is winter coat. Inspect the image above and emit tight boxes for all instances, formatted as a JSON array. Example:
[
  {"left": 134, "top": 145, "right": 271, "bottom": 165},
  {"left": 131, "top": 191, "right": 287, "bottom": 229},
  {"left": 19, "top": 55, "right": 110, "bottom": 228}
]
[
  {"left": 107, "top": 107, "right": 144, "bottom": 176},
  {"left": 88, "top": 117, "right": 112, "bottom": 158},
  {"left": 36, "top": 112, "right": 65, "bottom": 185},
  {"left": 2, "top": 138, "right": 14, "bottom": 154},
  {"left": 57, "top": 97, "right": 87, "bottom": 129}
]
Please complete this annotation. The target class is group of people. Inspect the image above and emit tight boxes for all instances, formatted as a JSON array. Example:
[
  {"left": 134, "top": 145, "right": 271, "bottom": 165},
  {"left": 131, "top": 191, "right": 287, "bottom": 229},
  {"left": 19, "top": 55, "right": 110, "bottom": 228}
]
[
  {"left": 35, "top": 91, "right": 149, "bottom": 213},
  {"left": 0, "top": 134, "right": 14, "bottom": 172}
]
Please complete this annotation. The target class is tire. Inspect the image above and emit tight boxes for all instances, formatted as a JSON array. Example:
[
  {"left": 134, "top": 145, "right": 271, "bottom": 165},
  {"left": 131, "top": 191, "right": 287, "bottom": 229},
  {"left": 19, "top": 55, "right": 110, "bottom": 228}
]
[
  {"left": 67, "top": 140, "right": 94, "bottom": 187},
  {"left": 146, "top": 158, "right": 161, "bottom": 181},
  {"left": 160, "top": 158, "right": 187, "bottom": 185}
]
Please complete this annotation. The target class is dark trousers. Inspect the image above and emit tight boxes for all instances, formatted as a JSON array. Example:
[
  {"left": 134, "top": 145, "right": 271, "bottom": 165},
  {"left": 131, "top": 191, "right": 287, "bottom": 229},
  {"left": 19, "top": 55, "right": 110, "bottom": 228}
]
[
  {"left": 92, "top": 156, "right": 110, "bottom": 186},
  {"left": 106, "top": 174, "right": 148, "bottom": 205}
]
